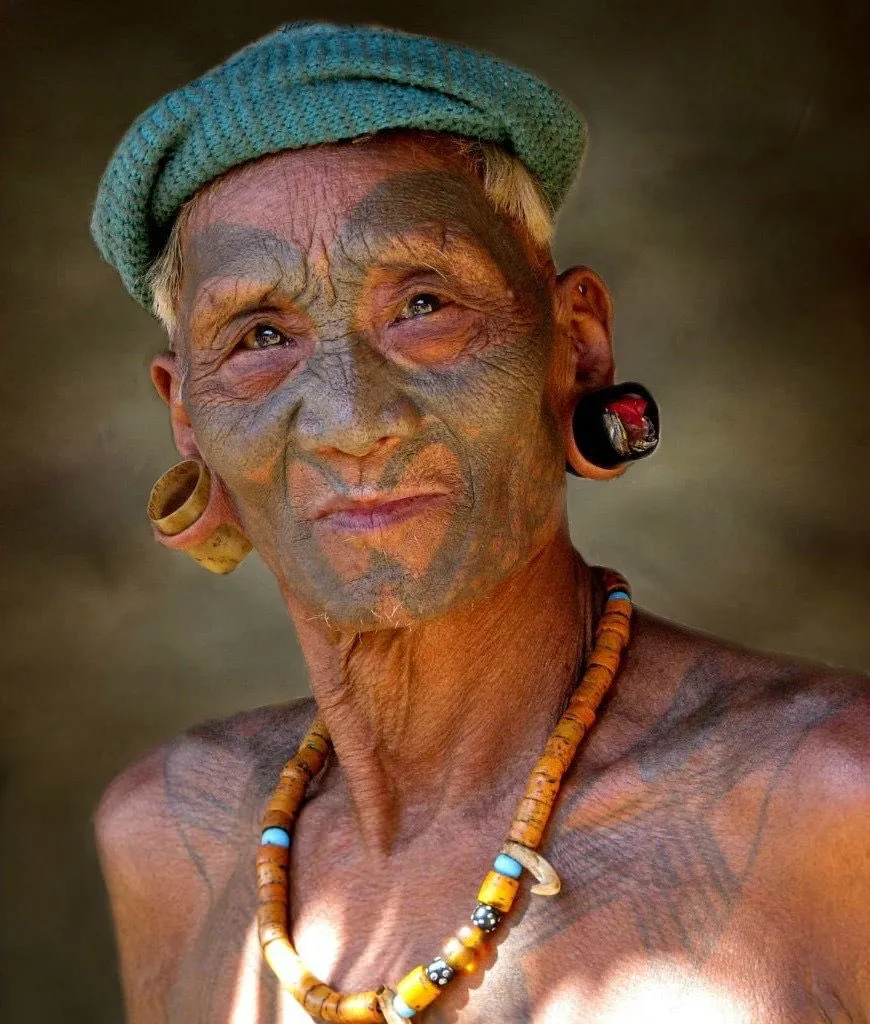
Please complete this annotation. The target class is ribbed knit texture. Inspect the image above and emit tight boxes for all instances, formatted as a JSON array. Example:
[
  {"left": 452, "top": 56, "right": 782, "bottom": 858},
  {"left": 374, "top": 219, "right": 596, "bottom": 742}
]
[{"left": 90, "top": 22, "right": 587, "bottom": 308}]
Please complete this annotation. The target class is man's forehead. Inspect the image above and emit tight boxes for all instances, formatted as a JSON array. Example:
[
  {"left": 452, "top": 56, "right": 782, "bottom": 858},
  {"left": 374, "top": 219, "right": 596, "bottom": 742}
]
[
  {"left": 183, "top": 135, "right": 484, "bottom": 245},
  {"left": 178, "top": 137, "right": 539, "bottom": 308}
]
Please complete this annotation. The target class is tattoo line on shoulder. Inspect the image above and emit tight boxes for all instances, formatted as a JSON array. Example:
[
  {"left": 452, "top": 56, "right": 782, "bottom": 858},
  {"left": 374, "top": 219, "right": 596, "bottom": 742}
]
[{"left": 512, "top": 655, "right": 859, "bottom": 966}]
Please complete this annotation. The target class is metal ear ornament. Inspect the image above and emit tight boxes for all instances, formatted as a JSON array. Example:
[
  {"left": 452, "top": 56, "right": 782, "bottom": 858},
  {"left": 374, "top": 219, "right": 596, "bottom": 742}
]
[{"left": 568, "top": 382, "right": 660, "bottom": 477}]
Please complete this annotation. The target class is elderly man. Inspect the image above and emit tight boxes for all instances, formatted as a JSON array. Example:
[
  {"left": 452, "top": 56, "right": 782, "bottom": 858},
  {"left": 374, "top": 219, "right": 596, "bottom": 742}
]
[{"left": 91, "top": 22, "right": 869, "bottom": 1024}]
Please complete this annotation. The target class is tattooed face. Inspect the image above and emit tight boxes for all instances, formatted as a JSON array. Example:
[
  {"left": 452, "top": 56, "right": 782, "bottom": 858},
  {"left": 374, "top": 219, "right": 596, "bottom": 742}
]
[{"left": 172, "top": 134, "right": 567, "bottom": 628}]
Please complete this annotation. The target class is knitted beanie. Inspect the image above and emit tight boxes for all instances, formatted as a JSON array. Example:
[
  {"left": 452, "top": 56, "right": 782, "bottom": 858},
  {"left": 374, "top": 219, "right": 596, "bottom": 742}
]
[{"left": 90, "top": 22, "right": 587, "bottom": 308}]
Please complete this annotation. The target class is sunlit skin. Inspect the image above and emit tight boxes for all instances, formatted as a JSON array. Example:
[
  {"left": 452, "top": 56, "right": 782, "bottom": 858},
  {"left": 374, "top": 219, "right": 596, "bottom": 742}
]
[{"left": 96, "top": 133, "right": 870, "bottom": 1023}]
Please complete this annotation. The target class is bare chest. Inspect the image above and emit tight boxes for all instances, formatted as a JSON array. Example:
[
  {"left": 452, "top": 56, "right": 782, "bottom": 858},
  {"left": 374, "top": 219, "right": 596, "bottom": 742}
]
[{"left": 165, "top": 765, "right": 815, "bottom": 1024}]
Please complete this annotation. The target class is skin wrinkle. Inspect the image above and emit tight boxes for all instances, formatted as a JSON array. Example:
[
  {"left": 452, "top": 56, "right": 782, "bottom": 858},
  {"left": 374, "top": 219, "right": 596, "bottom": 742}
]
[{"left": 176, "top": 158, "right": 560, "bottom": 629}]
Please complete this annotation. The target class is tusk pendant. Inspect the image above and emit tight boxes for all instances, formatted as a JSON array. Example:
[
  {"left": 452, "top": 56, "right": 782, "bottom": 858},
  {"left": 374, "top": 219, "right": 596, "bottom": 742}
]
[
  {"left": 501, "top": 841, "right": 562, "bottom": 896},
  {"left": 377, "top": 987, "right": 407, "bottom": 1024}
]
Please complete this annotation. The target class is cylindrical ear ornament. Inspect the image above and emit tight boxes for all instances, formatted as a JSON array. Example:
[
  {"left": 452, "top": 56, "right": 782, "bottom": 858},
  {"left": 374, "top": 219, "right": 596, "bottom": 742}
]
[
  {"left": 567, "top": 382, "right": 660, "bottom": 478},
  {"left": 147, "top": 459, "right": 252, "bottom": 574}
]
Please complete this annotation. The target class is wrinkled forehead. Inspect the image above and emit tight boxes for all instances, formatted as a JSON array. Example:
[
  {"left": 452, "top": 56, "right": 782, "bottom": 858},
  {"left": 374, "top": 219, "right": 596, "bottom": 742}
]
[
  {"left": 185, "top": 134, "right": 474, "bottom": 237},
  {"left": 178, "top": 135, "right": 538, "bottom": 305}
]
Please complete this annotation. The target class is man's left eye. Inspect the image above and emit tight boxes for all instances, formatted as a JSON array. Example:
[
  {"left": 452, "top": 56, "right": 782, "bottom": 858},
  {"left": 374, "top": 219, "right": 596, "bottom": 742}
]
[
  {"left": 238, "top": 324, "right": 294, "bottom": 350},
  {"left": 398, "top": 294, "right": 443, "bottom": 320}
]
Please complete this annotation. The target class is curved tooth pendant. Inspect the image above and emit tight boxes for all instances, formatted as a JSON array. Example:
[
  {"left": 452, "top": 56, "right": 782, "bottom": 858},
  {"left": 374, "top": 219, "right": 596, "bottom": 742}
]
[
  {"left": 501, "top": 842, "right": 562, "bottom": 896},
  {"left": 377, "top": 987, "right": 411, "bottom": 1024}
]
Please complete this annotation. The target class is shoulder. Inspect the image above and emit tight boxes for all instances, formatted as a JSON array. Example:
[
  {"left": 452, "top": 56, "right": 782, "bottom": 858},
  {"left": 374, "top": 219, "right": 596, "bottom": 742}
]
[
  {"left": 92, "top": 698, "right": 316, "bottom": 1017},
  {"left": 635, "top": 614, "right": 870, "bottom": 956},
  {"left": 94, "top": 696, "right": 318, "bottom": 882},
  {"left": 623, "top": 609, "right": 868, "bottom": 734},
  {"left": 606, "top": 609, "right": 870, "bottom": 832}
]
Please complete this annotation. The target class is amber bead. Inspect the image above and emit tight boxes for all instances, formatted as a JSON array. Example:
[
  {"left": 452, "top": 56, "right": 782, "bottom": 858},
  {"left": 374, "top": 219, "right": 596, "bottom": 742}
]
[
  {"left": 260, "top": 808, "right": 294, "bottom": 831},
  {"left": 302, "top": 983, "right": 337, "bottom": 1017},
  {"left": 543, "top": 734, "right": 575, "bottom": 771},
  {"left": 441, "top": 936, "right": 477, "bottom": 973},
  {"left": 334, "top": 991, "right": 382, "bottom": 1022},
  {"left": 457, "top": 923, "right": 487, "bottom": 949},
  {"left": 477, "top": 870, "right": 520, "bottom": 912},
  {"left": 395, "top": 965, "right": 441, "bottom": 1011},
  {"left": 589, "top": 649, "right": 621, "bottom": 674},
  {"left": 565, "top": 703, "right": 596, "bottom": 727}
]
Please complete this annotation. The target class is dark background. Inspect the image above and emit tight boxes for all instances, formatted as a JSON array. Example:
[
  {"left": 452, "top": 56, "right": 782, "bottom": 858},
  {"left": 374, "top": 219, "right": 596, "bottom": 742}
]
[{"left": 2, "top": 0, "right": 868, "bottom": 1019}]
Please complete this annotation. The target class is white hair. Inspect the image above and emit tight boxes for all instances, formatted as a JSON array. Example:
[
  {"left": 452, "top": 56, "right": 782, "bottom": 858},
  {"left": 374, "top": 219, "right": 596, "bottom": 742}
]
[{"left": 147, "top": 138, "right": 555, "bottom": 335}]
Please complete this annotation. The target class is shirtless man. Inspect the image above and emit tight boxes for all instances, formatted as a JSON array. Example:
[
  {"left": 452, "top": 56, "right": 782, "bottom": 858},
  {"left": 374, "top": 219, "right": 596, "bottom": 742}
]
[{"left": 90, "top": 22, "right": 870, "bottom": 1023}]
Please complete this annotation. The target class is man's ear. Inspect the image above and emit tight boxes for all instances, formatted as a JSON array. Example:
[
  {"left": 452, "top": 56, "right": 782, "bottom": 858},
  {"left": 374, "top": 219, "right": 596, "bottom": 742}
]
[
  {"left": 150, "top": 351, "right": 200, "bottom": 458},
  {"left": 551, "top": 266, "right": 615, "bottom": 401}
]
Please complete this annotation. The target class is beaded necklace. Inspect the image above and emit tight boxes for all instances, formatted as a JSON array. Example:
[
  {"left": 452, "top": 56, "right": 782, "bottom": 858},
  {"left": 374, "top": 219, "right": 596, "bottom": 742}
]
[{"left": 257, "top": 570, "right": 632, "bottom": 1023}]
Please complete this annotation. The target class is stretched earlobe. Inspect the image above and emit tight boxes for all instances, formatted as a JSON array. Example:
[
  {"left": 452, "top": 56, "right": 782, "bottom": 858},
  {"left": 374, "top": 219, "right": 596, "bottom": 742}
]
[
  {"left": 147, "top": 459, "right": 252, "bottom": 574},
  {"left": 566, "top": 383, "right": 660, "bottom": 479}
]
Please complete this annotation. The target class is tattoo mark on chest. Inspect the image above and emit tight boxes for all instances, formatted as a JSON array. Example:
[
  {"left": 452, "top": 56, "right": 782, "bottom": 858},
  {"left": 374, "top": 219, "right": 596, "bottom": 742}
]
[
  {"left": 510, "top": 655, "right": 854, "bottom": 973},
  {"left": 162, "top": 710, "right": 316, "bottom": 1022}
]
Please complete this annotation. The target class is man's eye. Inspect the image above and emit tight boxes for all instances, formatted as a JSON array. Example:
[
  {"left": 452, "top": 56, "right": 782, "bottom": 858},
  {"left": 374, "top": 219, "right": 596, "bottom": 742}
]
[
  {"left": 239, "top": 324, "right": 293, "bottom": 350},
  {"left": 398, "top": 293, "right": 443, "bottom": 320}
]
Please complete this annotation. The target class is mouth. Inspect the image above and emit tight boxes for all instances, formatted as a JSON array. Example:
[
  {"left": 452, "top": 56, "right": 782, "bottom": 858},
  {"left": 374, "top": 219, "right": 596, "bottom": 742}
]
[{"left": 313, "top": 490, "right": 452, "bottom": 533}]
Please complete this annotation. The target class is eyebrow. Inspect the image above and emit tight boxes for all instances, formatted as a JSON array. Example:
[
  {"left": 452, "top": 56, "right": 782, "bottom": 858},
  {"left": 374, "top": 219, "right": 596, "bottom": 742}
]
[
  {"left": 184, "top": 222, "right": 307, "bottom": 313},
  {"left": 336, "top": 170, "right": 536, "bottom": 292}
]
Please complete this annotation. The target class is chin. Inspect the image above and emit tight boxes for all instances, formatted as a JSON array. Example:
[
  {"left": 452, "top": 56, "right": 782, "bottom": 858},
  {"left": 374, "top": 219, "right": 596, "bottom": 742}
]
[{"left": 314, "top": 577, "right": 457, "bottom": 632}]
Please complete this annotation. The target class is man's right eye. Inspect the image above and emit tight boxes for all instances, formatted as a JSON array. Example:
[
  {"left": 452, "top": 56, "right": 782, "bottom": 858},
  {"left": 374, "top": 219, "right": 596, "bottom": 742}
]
[
  {"left": 396, "top": 293, "right": 444, "bottom": 320},
  {"left": 238, "top": 324, "right": 293, "bottom": 350}
]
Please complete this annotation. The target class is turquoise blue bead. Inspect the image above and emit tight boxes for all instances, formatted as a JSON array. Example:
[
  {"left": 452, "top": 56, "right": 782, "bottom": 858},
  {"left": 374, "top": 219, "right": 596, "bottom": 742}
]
[
  {"left": 393, "top": 994, "right": 416, "bottom": 1018},
  {"left": 608, "top": 590, "right": 630, "bottom": 603},
  {"left": 261, "top": 826, "right": 291, "bottom": 848},
  {"left": 493, "top": 853, "right": 523, "bottom": 879}
]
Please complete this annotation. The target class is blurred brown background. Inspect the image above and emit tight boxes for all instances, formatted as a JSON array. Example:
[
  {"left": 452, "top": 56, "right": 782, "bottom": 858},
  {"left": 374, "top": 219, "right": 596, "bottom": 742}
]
[{"left": 1, "top": 0, "right": 868, "bottom": 1019}]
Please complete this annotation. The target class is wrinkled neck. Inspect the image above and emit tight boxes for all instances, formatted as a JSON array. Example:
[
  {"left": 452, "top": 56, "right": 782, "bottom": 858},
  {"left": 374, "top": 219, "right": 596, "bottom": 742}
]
[{"left": 287, "top": 529, "right": 600, "bottom": 854}]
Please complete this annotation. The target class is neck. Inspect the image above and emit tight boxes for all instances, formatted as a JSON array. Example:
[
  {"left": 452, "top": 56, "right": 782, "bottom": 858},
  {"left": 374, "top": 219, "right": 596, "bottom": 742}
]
[{"left": 286, "top": 528, "right": 600, "bottom": 854}]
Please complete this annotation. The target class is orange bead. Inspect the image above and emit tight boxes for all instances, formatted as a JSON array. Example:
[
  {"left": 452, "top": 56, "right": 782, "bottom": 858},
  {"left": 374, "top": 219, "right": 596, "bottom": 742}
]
[
  {"left": 335, "top": 991, "right": 382, "bottom": 1022},
  {"left": 508, "top": 805, "right": 547, "bottom": 848},
  {"left": 532, "top": 753, "right": 566, "bottom": 781},
  {"left": 456, "top": 923, "right": 487, "bottom": 950},
  {"left": 596, "top": 630, "right": 623, "bottom": 652},
  {"left": 256, "top": 843, "right": 289, "bottom": 869},
  {"left": 553, "top": 718, "right": 584, "bottom": 745},
  {"left": 526, "top": 766, "right": 560, "bottom": 801},
  {"left": 599, "top": 618, "right": 630, "bottom": 641},
  {"left": 302, "top": 982, "right": 338, "bottom": 1017},
  {"left": 581, "top": 664, "right": 612, "bottom": 689},
  {"left": 257, "top": 899, "right": 288, "bottom": 931},
  {"left": 258, "top": 918, "right": 287, "bottom": 948},
  {"left": 563, "top": 705, "right": 595, "bottom": 728},
  {"left": 477, "top": 870, "right": 520, "bottom": 912},
  {"left": 543, "top": 735, "right": 575, "bottom": 771},
  {"left": 280, "top": 762, "right": 311, "bottom": 785},
  {"left": 589, "top": 649, "right": 620, "bottom": 673},
  {"left": 395, "top": 965, "right": 441, "bottom": 1011},
  {"left": 441, "top": 936, "right": 477, "bottom": 973},
  {"left": 605, "top": 597, "right": 632, "bottom": 617},
  {"left": 274, "top": 776, "right": 307, "bottom": 803},
  {"left": 260, "top": 808, "right": 294, "bottom": 831},
  {"left": 257, "top": 859, "right": 288, "bottom": 889},
  {"left": 258, "top": 881, "right": 286, "bottom": 904}
]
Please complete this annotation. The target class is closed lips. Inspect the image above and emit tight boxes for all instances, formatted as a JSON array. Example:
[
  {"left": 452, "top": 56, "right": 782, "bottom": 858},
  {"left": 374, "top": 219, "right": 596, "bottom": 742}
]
[{"left": 314, "top": 492, "right": 450, "bottom": 530}]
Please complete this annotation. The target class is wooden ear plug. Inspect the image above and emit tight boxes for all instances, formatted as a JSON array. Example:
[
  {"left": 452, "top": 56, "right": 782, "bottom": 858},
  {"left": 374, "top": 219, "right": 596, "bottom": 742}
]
[{"left": 148, "top": 459, "right": 252, "bottom": 574}]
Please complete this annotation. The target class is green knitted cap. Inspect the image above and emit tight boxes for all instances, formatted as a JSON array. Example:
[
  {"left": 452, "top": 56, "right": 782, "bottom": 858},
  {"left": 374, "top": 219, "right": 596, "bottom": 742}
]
[{"left": 90, "top": 22, "right": 587, "bottom": 308}]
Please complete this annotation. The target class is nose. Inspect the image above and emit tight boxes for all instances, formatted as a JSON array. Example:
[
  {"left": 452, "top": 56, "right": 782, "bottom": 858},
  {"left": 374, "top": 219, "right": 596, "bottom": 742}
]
[{"left": 295, "top": 337, "right": 423, "bottom": 458}]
